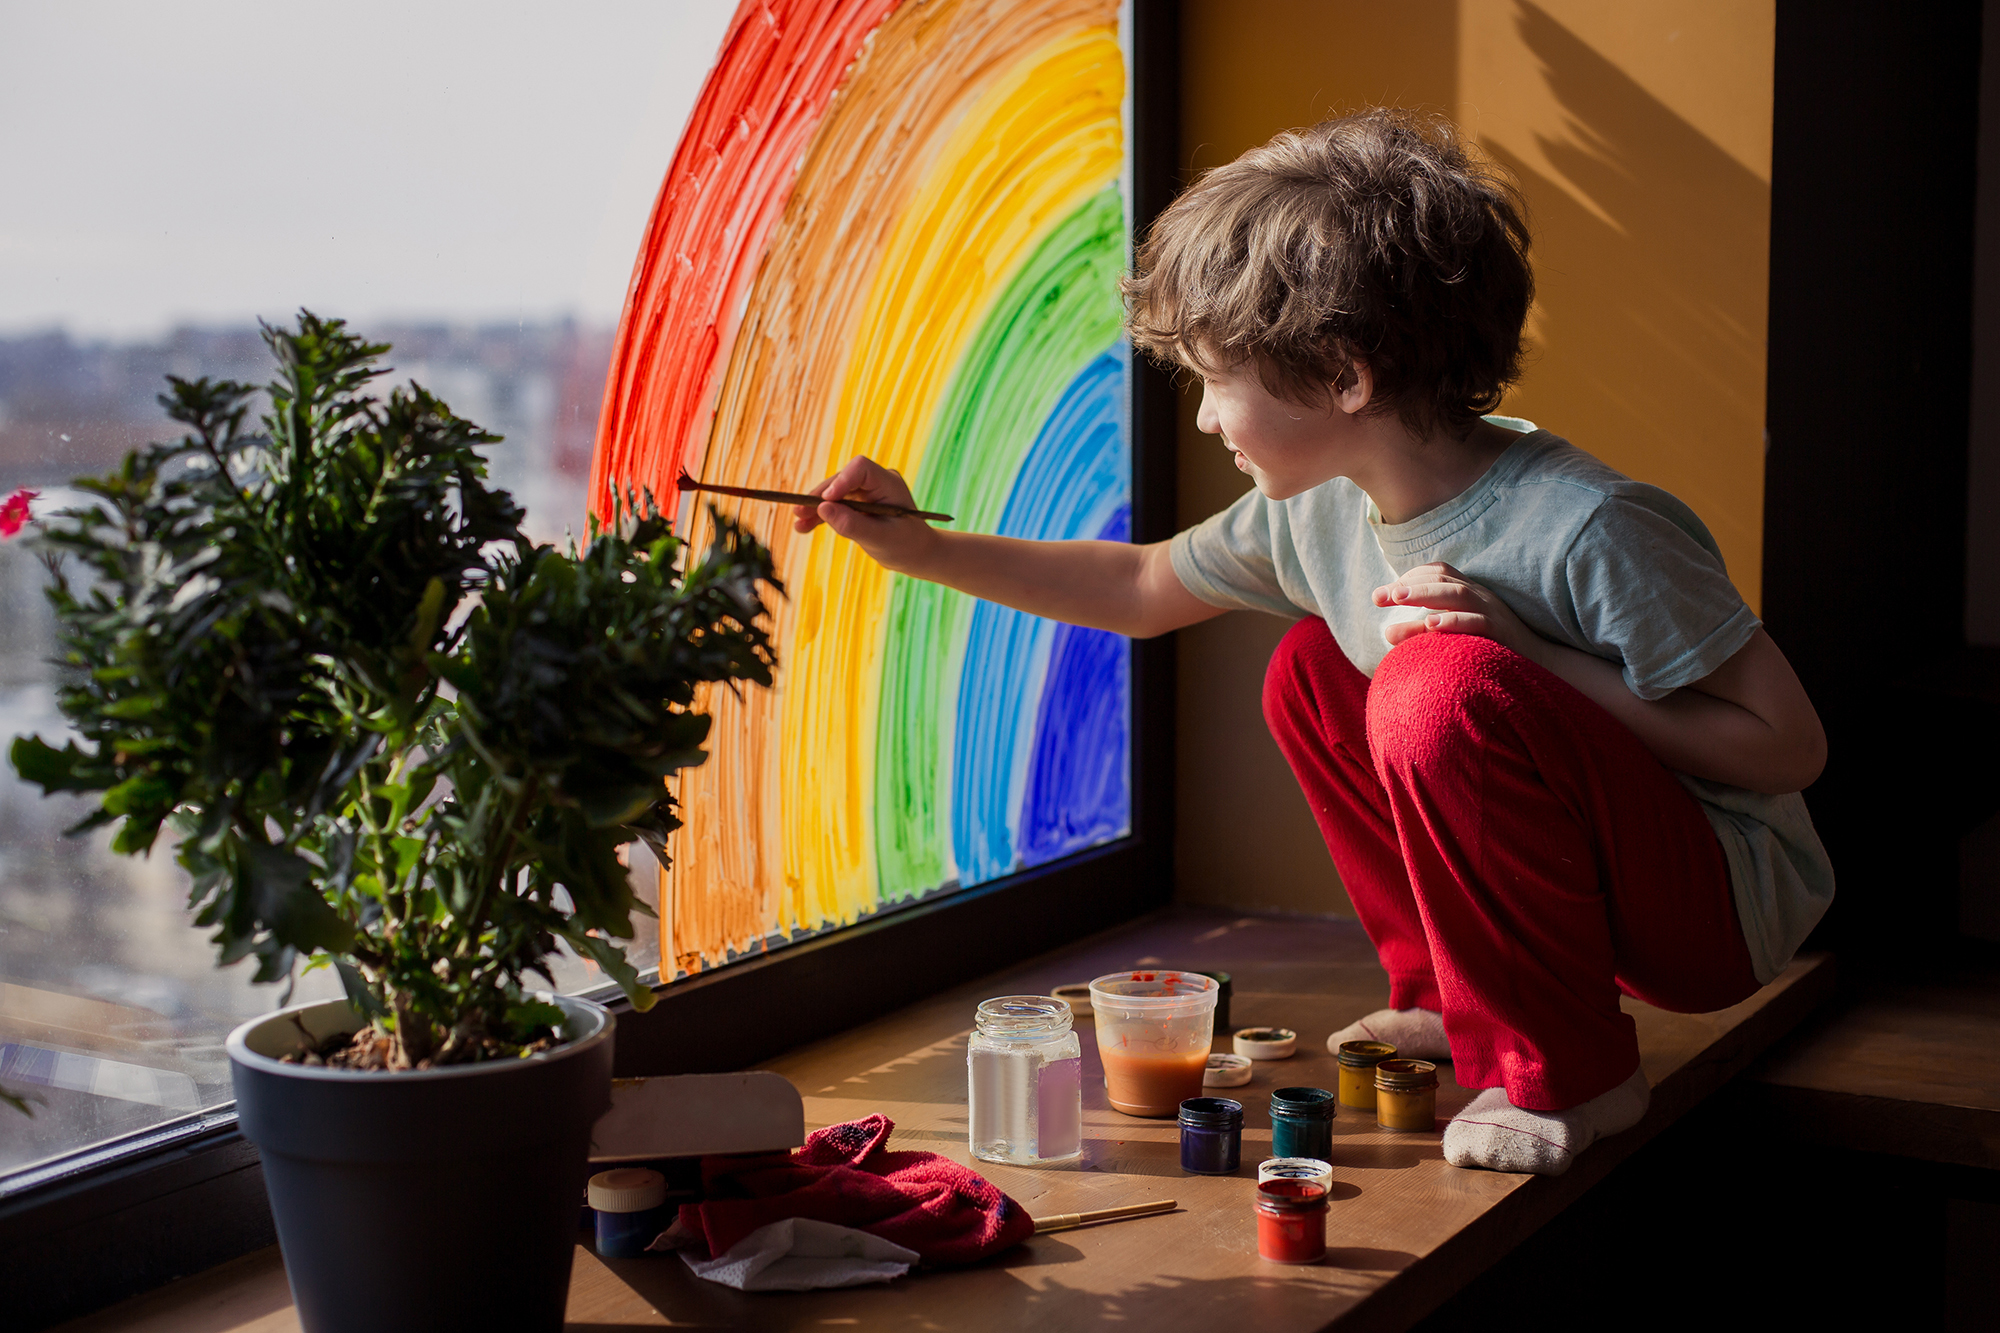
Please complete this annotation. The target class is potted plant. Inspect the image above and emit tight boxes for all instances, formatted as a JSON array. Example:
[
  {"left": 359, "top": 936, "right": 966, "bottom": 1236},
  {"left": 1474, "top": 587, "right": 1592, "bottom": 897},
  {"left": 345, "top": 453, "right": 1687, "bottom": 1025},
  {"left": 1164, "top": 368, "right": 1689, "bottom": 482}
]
[{"left": 9, "top": 313, "right": 777, "bottom": 1331}]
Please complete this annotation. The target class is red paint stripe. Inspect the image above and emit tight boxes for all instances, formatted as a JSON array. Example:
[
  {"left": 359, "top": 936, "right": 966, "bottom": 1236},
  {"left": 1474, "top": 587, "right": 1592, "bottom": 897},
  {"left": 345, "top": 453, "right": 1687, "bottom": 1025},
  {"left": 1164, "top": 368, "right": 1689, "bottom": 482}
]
[{"left": 589, "top": 0, "right": 902, "bottom": 524}]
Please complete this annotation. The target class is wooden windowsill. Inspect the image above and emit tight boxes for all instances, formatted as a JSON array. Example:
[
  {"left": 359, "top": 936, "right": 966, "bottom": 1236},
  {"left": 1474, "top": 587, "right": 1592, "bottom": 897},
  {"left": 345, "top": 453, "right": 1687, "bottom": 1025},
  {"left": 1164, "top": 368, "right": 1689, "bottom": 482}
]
[
  {"left": 1743, "top": 956, "right": 2000, "bottom": 1170},
  {"left": 54, "top": 907, "right": 1832, "bottom": 1333}
]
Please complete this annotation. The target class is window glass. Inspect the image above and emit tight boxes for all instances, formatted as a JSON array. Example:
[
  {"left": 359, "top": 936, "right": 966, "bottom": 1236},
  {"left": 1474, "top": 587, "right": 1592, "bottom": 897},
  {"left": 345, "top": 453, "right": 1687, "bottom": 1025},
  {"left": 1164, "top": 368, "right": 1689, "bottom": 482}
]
[
  {"left": 0, "top": 0, "right": 731, "bottom": 1178},
  {"left": 0, "top": 0, "right": 1142, "bottom": 1180}
]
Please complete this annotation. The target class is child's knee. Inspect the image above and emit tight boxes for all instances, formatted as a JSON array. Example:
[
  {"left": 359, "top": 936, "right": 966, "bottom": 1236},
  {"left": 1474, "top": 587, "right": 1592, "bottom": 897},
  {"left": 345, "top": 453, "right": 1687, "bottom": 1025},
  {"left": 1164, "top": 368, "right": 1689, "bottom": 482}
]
[{"left": 1366, "top": 633, "right": 1526, "bottom": 768}]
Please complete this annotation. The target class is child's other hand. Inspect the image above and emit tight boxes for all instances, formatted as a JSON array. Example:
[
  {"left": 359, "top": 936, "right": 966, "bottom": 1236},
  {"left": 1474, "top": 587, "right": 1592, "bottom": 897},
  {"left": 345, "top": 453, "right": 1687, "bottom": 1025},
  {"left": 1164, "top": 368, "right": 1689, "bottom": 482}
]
[
  {"left": 792, "top": 455, "right": 939, "bottom": 573},
  {"left": 1373, "top": 562, "right": 1548, "bottom": 664}
]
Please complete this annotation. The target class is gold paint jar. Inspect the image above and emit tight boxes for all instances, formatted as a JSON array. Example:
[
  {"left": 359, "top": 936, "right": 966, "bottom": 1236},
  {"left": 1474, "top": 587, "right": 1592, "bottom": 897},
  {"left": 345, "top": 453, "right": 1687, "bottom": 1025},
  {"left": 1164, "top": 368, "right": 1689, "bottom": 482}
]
[
  {"left": 1336, "top": 1040, "right": 1397, "bottom": 1111},
  {"left": 1374, "top": 1059, "right": 1438, "bottom": 1132}
]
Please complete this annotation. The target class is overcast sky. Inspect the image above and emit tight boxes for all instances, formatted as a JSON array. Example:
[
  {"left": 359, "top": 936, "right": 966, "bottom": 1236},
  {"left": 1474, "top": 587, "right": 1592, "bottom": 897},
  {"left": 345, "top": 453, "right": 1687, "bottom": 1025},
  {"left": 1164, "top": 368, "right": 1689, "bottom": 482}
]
[{"left": 0, "top": 1, "right": 735, "bottom": 339}]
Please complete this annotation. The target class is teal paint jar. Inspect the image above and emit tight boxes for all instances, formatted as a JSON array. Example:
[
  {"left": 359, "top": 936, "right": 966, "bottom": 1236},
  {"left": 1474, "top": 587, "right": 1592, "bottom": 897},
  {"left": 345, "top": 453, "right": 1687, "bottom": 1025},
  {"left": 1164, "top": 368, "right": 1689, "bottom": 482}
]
[{"left": 1269, "top": 1086, "right": 1336, "bottom": 1162}]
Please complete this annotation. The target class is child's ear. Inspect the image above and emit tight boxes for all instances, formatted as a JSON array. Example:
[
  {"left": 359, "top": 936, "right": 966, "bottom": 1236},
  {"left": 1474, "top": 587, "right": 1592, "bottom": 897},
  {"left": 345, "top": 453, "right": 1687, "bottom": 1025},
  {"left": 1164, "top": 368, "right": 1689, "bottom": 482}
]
[{"left": 1334, "top": 359, "right": 1375, "bottom": 414}]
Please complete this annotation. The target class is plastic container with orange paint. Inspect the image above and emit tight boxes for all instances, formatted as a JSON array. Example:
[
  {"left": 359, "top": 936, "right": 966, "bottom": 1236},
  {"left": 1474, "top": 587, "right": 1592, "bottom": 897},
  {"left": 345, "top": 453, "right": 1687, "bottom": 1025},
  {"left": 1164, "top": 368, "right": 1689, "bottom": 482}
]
[{"left": 1088, "top": 971, "right": 1220, "bottom": 1117}]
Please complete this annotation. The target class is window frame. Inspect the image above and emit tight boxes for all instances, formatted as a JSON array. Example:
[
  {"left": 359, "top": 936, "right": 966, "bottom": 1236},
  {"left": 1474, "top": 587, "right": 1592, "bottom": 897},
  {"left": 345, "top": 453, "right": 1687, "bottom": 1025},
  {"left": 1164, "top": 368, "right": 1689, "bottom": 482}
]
[{"left": 0, "top": 6, "right": 1183, "bottom": 1325}]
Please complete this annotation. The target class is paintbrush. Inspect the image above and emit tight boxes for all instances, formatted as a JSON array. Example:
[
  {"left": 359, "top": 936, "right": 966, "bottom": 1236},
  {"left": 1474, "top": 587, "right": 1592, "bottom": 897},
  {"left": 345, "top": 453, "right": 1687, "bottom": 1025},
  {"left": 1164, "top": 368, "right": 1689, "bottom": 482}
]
[
  {"left": 677, "top": 471, "right": 954, "bottom": 523},
  {"left": 1031, "top": 1199, "right": 1178, "bottom": 1234}
]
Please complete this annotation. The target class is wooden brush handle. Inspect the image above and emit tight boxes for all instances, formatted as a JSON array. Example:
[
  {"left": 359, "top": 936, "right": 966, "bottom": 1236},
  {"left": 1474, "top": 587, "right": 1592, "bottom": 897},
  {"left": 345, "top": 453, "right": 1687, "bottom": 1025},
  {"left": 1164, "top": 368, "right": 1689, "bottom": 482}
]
[
  {"left": 1032, "top": 1199, "right": 1177, "bottom": 1234},
  {"left": 677, "top": 472, "right": 954, "bottom": 523}
]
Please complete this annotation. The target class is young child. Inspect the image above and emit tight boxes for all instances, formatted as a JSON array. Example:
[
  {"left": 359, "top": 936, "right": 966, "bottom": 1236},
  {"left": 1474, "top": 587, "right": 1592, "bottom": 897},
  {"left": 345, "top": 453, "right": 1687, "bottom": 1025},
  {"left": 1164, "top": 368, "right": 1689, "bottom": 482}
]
[{"left": 791, "top": 109, "right": 1834, "bottom": 1176}]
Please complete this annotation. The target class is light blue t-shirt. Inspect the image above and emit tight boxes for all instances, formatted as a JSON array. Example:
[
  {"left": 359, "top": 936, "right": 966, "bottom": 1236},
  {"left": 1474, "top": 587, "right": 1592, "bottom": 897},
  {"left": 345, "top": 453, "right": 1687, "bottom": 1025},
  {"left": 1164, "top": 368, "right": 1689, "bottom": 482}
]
[{"left": 1168, "top": 425, "right": 1833, "bottom": 985}]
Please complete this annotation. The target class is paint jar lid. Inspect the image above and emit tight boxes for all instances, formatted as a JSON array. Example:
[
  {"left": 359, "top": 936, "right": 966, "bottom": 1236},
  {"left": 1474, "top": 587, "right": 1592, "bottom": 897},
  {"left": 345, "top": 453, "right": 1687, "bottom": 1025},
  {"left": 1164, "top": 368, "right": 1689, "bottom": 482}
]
[
  {"left": 1203, "top": 1053, "right": 1253, "bottom": 1087},
  {"left": 1269, "top": 1086, "right": 1338, "bottom": 1121},
  {"left": 1255, "top": 1178, "right": 1329, "bottom": 1213},
  {"left": 1374, "top": 1059, "right": 1439, "bottom": 1091},
  {"left": 1336, "top": 1040, "right": 1398, "bottom": 1068},
  {"left": 1258, "top": 1157, "right": 1335, "bottom": 1190},
  {"left": 1233, "top": 1027, "right": 1297, "bottom": 1060},
  {"left": 588, "top": 1167, "right": 667, "bottom": 1213},
  {"left": 1177, "top": 1096, "right": 1245, "bottom": 1129}
]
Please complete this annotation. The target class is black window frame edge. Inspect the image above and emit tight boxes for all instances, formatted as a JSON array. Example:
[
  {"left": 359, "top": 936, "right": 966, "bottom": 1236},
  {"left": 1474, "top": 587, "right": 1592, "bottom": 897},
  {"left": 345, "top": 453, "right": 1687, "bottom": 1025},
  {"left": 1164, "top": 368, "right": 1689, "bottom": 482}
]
[{"left": 2, "top": 5, "right": 1182, "bottom": 1327}]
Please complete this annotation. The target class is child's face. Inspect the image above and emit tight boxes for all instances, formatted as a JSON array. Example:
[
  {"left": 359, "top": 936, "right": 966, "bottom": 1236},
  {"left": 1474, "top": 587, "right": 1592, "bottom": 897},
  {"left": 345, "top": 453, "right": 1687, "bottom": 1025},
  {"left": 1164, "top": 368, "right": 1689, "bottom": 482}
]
[{"left": 1192, "top": 360, "right": 1347, "bottom": 500}]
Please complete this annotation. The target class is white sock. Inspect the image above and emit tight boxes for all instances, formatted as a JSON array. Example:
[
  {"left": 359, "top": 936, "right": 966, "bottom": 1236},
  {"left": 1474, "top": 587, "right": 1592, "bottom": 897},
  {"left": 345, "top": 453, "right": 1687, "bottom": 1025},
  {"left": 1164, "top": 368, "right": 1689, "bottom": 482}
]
[
  {"left": 1325, "top": 1008, "right": 1450, "bottom": 1060},
  {"left": 1442, "top": 1066, "right": 1649, "bottom": 1176}
]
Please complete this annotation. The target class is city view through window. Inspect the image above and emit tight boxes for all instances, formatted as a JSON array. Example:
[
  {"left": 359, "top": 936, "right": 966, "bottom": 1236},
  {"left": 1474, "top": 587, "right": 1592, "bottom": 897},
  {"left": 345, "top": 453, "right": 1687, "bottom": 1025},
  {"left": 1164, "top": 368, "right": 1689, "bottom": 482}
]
[{"left": 0, "top": 0, "right": 733, "bottom": 1174}]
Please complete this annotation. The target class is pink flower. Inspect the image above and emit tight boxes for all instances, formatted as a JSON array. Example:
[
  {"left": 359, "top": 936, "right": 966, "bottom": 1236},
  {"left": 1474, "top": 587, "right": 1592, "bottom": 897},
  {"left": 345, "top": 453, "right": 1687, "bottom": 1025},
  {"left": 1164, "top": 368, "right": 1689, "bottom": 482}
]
[{"left": 0, "top": 488, "right": 38, "bottom": 538}]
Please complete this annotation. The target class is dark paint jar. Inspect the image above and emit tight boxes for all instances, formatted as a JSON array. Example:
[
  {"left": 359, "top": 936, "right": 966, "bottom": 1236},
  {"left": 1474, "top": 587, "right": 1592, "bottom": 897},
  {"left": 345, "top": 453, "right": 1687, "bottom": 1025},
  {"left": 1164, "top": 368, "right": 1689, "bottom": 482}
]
[
  {"left": 1269, "top": 1085, "right": 1337, "bottom": 1161},
  {"left": 588, "top": 1168, "right": 668, "bottom": 1258},
  {"left": 1255, "top": 1179, "right": 1329, "bottom": 1264},
  {"left": 1178, "top": 1096, "right": 1244, "bottom": 1175}
]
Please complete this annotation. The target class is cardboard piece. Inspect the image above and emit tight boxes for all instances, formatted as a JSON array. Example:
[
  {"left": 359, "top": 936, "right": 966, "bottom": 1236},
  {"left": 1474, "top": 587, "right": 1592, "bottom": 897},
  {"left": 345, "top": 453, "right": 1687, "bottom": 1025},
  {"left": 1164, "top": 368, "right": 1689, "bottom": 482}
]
[{"left": 590, "top": 1071, "right": 805, "bottom": 1162}]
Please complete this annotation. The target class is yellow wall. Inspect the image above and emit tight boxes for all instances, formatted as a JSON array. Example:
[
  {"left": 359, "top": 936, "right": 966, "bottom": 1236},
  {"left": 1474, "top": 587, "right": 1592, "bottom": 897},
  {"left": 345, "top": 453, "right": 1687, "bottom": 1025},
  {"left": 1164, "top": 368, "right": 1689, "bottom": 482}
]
[{"left": 1172, "top": 0, "right": 1774, "bottom": 916}]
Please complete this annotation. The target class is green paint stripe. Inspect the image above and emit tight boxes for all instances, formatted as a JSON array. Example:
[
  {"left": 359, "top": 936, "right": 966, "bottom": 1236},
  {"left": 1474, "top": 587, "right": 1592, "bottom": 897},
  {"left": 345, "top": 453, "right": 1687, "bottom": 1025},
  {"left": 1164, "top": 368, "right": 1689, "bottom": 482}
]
[{"left": 872, "top": 186, "right": 1127, "bottom": 900}]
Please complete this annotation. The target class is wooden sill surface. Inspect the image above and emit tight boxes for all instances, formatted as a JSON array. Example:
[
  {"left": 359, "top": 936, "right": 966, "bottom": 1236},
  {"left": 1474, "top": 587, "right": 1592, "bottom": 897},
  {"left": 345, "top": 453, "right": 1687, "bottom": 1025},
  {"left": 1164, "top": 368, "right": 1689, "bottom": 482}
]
[
  {"left": 55, "top": 907, "right": 1832, "bottom": 1333},
  {"left": 1744, "top": 958, "right": 2000, "bottom": 1169}
]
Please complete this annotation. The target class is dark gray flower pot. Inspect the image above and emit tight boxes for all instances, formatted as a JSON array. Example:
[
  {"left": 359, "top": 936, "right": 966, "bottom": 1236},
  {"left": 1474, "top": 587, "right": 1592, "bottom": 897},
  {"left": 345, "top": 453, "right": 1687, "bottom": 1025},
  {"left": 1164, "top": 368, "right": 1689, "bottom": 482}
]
[{"left": 227, "top": 994, "right": 614, "bottom": 1333}]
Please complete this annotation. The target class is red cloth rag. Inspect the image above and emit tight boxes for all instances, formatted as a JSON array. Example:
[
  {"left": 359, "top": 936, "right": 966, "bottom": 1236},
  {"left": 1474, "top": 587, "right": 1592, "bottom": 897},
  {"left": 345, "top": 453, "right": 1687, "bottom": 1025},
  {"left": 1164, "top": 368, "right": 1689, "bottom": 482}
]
[{"left": 677, "top": 1114, "right": 1034, "bottom": 1265}]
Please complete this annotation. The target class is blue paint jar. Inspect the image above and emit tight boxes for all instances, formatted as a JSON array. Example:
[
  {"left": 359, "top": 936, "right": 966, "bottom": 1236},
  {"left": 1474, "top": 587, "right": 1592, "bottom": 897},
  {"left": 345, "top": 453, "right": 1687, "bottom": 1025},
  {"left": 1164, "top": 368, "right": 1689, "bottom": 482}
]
[
  {"left": 1178, "top": 1096, "right": 1245, "bottom": 1174},
  {"left": 588, "top": 1167, "right": 669, "bottom": 1258},
  {"left": 1269, "top": 1086, "right": 1337, "bottom": 1162}
]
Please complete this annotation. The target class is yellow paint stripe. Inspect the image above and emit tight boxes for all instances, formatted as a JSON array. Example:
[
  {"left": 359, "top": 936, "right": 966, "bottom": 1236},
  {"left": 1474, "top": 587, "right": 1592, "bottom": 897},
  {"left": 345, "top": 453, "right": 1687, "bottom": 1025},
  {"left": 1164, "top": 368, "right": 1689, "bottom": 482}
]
[{"left": 780, "top": 26, "right": 1125, "bottom": 922}]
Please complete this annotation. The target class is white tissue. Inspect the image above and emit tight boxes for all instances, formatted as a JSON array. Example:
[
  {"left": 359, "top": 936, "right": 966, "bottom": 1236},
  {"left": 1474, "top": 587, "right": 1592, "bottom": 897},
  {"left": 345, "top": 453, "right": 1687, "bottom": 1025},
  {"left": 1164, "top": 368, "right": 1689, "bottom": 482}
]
[{"left": 672, "top": 1217, "right": 919, "bottom": 1291}]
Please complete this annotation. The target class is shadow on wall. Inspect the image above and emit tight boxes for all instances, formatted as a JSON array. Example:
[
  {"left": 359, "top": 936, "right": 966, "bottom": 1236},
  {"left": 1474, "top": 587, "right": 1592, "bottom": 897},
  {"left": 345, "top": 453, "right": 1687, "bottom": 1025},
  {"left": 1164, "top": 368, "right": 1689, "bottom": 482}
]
[
  {"left": 1170, "top": 0, "right": 1774, "bottom": 917},
  {"left": 1493, "top": 2, "right": 1772, "bottom": 610}
]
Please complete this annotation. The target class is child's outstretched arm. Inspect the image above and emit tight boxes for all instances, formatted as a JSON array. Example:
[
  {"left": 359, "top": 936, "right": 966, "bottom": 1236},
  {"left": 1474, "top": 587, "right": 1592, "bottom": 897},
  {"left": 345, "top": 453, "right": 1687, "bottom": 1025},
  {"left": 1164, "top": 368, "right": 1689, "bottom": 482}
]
[
  {"left": 1376, "top": 562, "right": 1827, "bottom": 795},
  {"left": 791, "top": 456, "right": 1223, "bottom": 640}
]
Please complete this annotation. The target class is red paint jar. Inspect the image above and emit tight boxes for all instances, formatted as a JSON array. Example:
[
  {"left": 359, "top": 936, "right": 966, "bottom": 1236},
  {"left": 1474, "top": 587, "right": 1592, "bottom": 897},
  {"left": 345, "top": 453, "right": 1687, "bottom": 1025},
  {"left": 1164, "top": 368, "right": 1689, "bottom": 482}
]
[{"left": 1255, "top": 1178, "right": 1328, "bottom": 1264}]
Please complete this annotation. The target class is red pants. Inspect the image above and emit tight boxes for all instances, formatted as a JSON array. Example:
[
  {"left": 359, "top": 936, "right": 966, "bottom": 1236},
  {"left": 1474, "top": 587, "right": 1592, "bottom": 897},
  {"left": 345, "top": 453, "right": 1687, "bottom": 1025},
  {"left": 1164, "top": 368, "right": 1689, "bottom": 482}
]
[{"left": 1263, "top": 619, "right": 1759, "bottom": 1110}]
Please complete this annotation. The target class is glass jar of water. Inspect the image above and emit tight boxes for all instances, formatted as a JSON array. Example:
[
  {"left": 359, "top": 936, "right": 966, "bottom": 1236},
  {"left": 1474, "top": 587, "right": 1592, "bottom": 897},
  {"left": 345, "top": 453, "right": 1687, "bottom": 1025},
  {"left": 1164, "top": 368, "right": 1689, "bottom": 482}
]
[{"left": 967, "top": 995, "right": 1082, "bottom": 1166}]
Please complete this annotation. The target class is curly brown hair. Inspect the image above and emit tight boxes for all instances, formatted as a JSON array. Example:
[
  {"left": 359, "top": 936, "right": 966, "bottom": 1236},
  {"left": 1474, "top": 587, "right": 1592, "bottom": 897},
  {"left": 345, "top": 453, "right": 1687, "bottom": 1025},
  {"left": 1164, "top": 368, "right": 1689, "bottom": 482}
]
[{"left": 1124, "top": 109, "right": 1533, "bottom": 436}]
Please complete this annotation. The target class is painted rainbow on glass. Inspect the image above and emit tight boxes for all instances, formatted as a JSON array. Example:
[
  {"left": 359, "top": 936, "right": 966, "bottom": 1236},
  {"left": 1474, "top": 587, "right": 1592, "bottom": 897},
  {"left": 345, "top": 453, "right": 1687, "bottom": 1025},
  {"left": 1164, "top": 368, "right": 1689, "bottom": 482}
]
[{"left": 589, "top": 0, "right": 1133, "bottom": 977}]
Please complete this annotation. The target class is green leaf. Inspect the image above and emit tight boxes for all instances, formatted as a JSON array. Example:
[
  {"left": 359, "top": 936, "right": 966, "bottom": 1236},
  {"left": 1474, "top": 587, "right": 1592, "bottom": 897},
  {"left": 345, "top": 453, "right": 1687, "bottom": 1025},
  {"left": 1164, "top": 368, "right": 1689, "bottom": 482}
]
[
  {"left": 243, "top": 843, "right": 355, "bottom": 954},
  {"left": 102, "top": 773, "right": 174, "bottom": 817},
  {"left": 390, "top": 836, "right": 426, "bottom": 887},
  {"left": 9, "top": 736, "right": 104, "bottom": 794},
  {"left": 566, "top": 931, "right": 655, "bottom": 1012},
  {"left": 110, "top": 814, "right": 169, "bottom": 856},
  {"left": 504, "top": 997, "right": 565, "bottom": 1035},
  {"left": 335, "top": 961, "right": 387, "bottom": 1018},
  {"left": 408, "top": 576, "right": 448, "bottom": 655},
  {"left": 307, "top": 735, "right": 381, "bottom": 819}
]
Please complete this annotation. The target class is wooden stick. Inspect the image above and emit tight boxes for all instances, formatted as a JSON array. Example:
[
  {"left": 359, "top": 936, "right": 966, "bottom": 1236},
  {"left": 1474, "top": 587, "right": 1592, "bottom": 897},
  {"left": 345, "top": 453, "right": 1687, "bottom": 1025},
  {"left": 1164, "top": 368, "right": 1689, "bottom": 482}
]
[
  {"left": 677, "top": 471, "right": 954, "bottom": 523},
  {"left": 1032, "top": 1199, "right": 1178, "bottom": 1234}
]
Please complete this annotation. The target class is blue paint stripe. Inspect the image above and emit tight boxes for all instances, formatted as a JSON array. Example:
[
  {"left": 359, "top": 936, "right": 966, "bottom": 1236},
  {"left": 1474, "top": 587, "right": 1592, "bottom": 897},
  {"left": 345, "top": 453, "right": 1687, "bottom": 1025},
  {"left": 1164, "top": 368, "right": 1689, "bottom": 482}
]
[
  {"left": 952, "top": 349, "right": 1129, "bottom": 885},
  {"left": 1019, "top": 503, "right": 1132, "bottom": 866}
]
